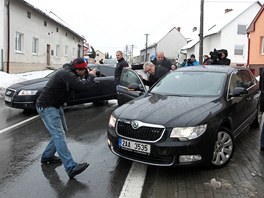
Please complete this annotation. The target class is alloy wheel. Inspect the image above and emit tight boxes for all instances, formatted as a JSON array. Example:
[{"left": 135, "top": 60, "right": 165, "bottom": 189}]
[{"left": 211, "top": 130, "right": 234, "bottom": 167}]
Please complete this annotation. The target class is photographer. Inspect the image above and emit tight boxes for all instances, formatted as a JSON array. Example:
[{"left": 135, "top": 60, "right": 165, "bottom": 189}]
[
  {"left": 209, "top": 49, "right": 231, "bottom": 65},
  {"left": 185, "top": 54, "right": 200, "bottom": 67}
]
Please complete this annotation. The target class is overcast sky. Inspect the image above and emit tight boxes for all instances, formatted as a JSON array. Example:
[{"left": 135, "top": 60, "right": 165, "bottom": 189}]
[{"left": 25, "top": 0, "right": 263, "bottom": 57}]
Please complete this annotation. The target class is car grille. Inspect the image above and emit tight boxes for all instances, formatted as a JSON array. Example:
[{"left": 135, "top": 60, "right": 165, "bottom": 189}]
[
  {"left": 5, "top": 88, "right": 16, "bottom": 97},
  {"left": 117, "top": 120, "right": 165, "bottom": 142}
]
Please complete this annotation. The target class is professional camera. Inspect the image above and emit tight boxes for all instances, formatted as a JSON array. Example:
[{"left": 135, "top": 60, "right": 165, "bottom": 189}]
[{"left": 209, "top": 49, "right": 222, "bottom": 63}]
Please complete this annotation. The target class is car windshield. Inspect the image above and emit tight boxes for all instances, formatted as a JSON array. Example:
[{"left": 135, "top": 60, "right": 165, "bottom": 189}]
[{"left": 150, "top": 71, "right": 226, "bottom": 97}]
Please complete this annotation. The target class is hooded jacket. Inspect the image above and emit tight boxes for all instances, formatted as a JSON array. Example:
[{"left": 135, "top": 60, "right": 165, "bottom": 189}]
[{"left": 37, "top": 63, "right": 95, "bottom": 108}]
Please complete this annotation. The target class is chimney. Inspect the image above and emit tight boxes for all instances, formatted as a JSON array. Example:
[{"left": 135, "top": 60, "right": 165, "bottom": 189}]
[
  {"left": 225, "top": 8, "right": 233, "bottom": 14},
  {"left": 176, "top": 27, "right": 181, "bottom": 32},
  {"left": 192, "top": 27, "right": 197, "bottom": 32}
]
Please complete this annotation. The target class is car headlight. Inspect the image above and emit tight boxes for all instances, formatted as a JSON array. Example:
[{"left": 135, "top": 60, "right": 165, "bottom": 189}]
[
  {"left": 170, "top": 124, "right": 207, "bottom": 141},
  {"left": 18, "top": 90, "right": 38, "bottom": 96},
  {"left": 109, "top": 115, "right": 116, "bottom": 128}
]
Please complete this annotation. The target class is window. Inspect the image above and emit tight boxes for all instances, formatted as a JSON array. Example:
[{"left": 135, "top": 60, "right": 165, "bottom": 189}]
[
  {"left": 15, "top": 32, "right": 23, "bottom": 52},
  {"left": 237, "top": 25, "right": 246, "bottom": 35},
  {"left": 27, "top": 11, "right": 31, "bottom": 19},
  {"left": 32, "top": 37, "right": 39, "bottom": 54},
  {"left": 72, "top": 47, "right": 75, "bottom": 57},
  {"left": 56, "top": 27, "right": 59, "bottom": 32},
  {"left": 262, "top": 37, "right": 264, "bottom": 54},
  {"left": 44, "top": 21, "right": 47, "bottom": 26},
  {"left": 234, "top": 45, "right": 243, "bottom": 55},
  {"left": 56, "top": 45, "right": 60, "bottom": 57},
  {"left": 65, "top": 45, "right": 68, "bottom": 56}
]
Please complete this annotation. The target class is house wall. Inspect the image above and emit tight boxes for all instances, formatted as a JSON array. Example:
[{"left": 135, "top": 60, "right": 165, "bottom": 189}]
[
  {"left": 221, "top": 3, "right": 261, "bottom": 66},
  {"left": 249, "top": 10, "right": 264, "bottom": 64},
  {"left": 5, "top": 0, "right": 84, "bottom": 73},
  {"left": 95, "top": 51, "right": 105, "bottom": 63},
  {"left": 156, "top": 28, "right": 187, "bottom": 61},
  {"left": 140, "top": 46, "right": 156, "bottom": 63}
]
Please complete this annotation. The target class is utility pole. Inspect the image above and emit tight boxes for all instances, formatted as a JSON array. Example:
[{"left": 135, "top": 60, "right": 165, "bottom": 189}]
[
  {"left": 199, "top": 0, "right": 204, "bottom": 64},
  {"left": 144, "top": 34, "right": 149, "bottom": 61},
  {"left": 131, "top": 44, "right": 134, "bottom": 64}
]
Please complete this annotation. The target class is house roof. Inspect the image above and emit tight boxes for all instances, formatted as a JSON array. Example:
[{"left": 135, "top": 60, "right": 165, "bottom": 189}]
[
  {"left": 247, "top": 4, "right": 264, "bottom": 33},
  {"left": 181, "top": 1, "right": 261, "bottom": 50},
  {"left": 20, "top": 0, "right": 85, "bottom": 40}
]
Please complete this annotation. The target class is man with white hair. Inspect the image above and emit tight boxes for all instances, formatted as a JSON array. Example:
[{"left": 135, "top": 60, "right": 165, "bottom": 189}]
[{"left": 142, "top": 61, "right": 169, "bottom": 87}]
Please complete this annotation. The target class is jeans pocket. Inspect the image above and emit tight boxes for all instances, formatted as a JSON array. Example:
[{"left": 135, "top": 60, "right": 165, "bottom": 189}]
[{"left": 36, "top": 106, "right": 44, "bottom": 112}]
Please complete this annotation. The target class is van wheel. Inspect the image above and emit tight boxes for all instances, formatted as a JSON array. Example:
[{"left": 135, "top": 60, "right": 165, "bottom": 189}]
[{"left": 210, "top": 128, "right": 234, "bottom": 168}]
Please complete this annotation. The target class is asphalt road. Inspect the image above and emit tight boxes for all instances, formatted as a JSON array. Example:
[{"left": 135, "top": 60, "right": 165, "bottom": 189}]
[{"left": 1, "top": 99, "right": 264, "bottom": 198}]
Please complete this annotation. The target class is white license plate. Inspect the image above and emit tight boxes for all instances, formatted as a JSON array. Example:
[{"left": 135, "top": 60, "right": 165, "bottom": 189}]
[
  {"left": 5, "top": 96, "right": 11, "bottom": 102},
  {"left": 118, "top": 138, "right": 151, "bottom": 154}
]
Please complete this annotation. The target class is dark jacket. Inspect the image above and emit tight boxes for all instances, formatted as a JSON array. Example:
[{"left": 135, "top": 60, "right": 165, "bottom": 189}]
[
  {"left": 142, "top": 66, "right": 169, "bottom": 87},
  {"left": 37, "top": 64, "right": 95, "bottom": 108},
  {"left": 115, "top": 57, "right": 129, "bottom": 85},
  {"left": 151, "top": 57, "right": 172, "bottom": 71},
  {"left": 260, "top": 70, "right": 264, "bottom": 112}
]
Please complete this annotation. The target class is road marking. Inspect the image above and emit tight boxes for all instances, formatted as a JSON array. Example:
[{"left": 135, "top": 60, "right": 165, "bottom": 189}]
[
  {"left": 119, "top": 162, "right": 148, "bottom": 198},
  {"left": 0, "top": 115, "right": 39, "bottom": 134}
]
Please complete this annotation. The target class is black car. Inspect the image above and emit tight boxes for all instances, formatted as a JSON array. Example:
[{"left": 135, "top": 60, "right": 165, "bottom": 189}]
[
  {"left": 4, "top": 64, "right": 116, "bottom": 110},
  {"left": 108, "top": 65, "right": 260, "bottom": 168}
]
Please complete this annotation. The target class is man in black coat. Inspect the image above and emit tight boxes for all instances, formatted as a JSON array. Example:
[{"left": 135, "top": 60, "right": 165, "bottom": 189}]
[
  {"left": 142, "top": 61, "right": 169, "bottom": 87},
  {"left": 36, "top": 58, "right": 96, "bottom": 179},
  {"left": 114, "top": 50, "right": 129, "bottom": 85},
  {"left": 151, "top": 51, "right": 172, "bottom": 71}
]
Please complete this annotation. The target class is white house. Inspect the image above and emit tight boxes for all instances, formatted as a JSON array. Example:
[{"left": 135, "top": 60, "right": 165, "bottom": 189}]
[
  {"left": 140, "top": 27, "right": 187, "bottom": 64},
  {"left": 181, "top": 1, "right": 262, "bottom": 66},
  {"left": 2, "top": 0, "right": 86, "bottom": 73}
]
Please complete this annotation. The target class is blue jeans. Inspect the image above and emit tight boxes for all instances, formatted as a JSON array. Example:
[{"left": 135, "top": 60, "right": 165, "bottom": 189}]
[{"left": 36, "top": 106, "right": 77, "bottom": 174}]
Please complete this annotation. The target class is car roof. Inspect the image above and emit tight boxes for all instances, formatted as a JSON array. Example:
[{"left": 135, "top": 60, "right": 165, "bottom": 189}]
[
  {"left": 177, "top": 65, "right": 244, "bottom": 74},
  {"left": 88, "top": 63, "right": 116, "bottom": 68}
]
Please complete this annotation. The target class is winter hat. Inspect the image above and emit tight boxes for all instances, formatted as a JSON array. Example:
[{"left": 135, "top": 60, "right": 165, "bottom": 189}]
[{"left": 72, "top": 58, "right": 87, "bottom": 69}]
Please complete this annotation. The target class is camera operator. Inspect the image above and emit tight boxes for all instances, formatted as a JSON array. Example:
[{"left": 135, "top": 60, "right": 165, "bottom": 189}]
[
  {"left": 184, "top": 54, "right": 200, "bottom": 67},
  {"left": 209, "top": 49, "right": 231, "bottom": 65}
]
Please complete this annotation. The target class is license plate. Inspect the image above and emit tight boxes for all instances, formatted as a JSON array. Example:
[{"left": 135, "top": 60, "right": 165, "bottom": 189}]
[
  {"left": 5, "top": 96, "right": 11, "bottom": 102},
  {"left": 118, "top": 138, "right": 151, "bottom": 154}
]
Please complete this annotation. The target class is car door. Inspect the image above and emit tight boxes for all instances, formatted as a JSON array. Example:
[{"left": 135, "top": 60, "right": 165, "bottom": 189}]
[
  {"left": 68, "top": 65, "right": 116, "bottom": 105},
  {"left": 117, "top": 68, "right": 147, "bottom": 106},
  {"left": 227, "top": 70, "right": 254, "bottom": 136},
  {"left": 240, "top": 69, "right": 259, "bottom": 120}
]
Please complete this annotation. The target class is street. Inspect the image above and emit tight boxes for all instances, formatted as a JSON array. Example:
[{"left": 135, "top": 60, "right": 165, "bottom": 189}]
[{"left": 0, "top": 99, "right": 264, "bottom": 198}]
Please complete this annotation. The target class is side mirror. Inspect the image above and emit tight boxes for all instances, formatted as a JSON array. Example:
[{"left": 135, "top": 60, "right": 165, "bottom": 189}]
[
  {"left": 231, "top": 87, "right": 248, "bottom": 97},
  {"left": 127, "top": 83, "right": 144, "bottom": 92}
]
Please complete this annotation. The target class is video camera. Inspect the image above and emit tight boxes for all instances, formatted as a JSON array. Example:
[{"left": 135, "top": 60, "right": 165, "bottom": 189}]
[{"left": 209, "top": 49, "right": 223, "bottom": 63}]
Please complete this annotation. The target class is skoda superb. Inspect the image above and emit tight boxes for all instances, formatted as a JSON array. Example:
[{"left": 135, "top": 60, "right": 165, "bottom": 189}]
[{"left": 107, "top": 66, "right": 260, "bottom": 168}]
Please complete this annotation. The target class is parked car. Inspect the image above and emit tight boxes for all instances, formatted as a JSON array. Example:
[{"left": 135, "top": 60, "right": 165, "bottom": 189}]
[
  {"left": 4, "top": 64, "right": 116, "bottom": 110},
  {"left": 108, "top": 65, "right": 260, "bottom": 168}
]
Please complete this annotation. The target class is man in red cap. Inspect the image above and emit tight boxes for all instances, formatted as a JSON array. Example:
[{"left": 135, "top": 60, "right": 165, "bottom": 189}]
[{"left": 36, "top": 58, "right": 96, "bottom": 179}]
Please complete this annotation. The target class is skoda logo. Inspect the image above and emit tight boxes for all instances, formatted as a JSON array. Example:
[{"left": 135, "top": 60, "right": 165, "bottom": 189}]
[{"left": 131, "top": 121, "right": 139, "bottom": 129}]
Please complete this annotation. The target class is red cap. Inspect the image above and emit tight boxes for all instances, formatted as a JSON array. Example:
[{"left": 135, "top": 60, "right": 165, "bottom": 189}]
[{"left": 72, "top": 58, "right": 87, "bottom": 69}]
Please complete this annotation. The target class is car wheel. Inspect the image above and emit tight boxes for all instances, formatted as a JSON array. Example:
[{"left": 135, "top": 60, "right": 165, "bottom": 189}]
[{"left": 211, "top": 128, "right": 234, "bottom": 168}]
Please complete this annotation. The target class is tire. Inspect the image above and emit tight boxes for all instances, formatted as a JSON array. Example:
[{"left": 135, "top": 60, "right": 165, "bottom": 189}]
[{"left": 210, "top": 128, "right": 234, "bottom": 168}]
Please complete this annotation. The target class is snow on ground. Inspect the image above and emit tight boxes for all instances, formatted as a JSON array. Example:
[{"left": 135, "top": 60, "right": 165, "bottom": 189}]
[{"left": 0, "top": 70, "right": 54, "bottom": 98}]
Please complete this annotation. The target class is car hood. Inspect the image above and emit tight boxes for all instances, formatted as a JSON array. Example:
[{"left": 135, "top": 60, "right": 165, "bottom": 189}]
[
  {"left": 115, "top": 93, "right": 221, "bottom": 127},
  {"left": 7, "top": 78, "right": 49, "bottom": 90}
]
